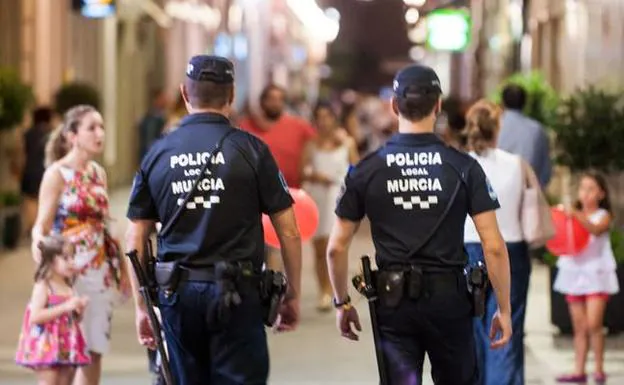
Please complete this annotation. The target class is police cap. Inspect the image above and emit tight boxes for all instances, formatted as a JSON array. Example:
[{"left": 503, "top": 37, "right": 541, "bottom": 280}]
[
  {"left": 393, "top": 64, "right": 442, "bottom": 99},
  {"left": 186, "top": 55, "right": 235, "bottom": 84}
]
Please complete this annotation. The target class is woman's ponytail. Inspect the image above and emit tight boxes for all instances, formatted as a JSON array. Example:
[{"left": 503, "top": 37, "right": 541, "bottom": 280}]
[{"left": 45, "top": 124, "right": 69, "bottom": 167}]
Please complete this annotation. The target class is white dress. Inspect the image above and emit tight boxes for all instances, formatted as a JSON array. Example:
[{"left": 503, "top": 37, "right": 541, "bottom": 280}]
[
  {"left": 303, "top": 144, "right": 350, "bottom": 238},
  {"left": 553, "top": 209, "right": 620, "bottom": 296}
]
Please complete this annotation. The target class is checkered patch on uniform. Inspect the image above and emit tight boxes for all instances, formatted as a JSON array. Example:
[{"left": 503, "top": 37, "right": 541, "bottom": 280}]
[
  {"left": 177, "top": 195, "right": 221, "bottom": 209},
  {"left": 393, "top": 195, "right": 439, "bottom": 210}
]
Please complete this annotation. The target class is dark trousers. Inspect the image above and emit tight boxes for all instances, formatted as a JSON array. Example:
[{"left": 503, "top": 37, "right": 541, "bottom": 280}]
[
  {"left": 376, "top": 271, "right": 478, "bottom": 385},
  {"left": 465, "top": 242, "right": 531, "bottom": 385},
  {"left": 158, "top": 281, "right": 269, "bottom": 385}
]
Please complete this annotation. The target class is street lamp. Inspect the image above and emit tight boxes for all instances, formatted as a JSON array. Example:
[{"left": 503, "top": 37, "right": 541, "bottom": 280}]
[
  {"left": 404, "top": 8, "right": 420, "bottom": 24},
  {"left": 403, "top": 0, "right": 426, "bottom": 6}
]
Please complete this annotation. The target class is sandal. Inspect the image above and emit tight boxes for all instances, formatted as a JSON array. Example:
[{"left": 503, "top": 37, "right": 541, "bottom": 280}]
[
  {"left": 555, "top": 373, "right": 587, "bottom": 383},
  {"left": 594, "top": 372, "right": 607, "bottom": 384}
]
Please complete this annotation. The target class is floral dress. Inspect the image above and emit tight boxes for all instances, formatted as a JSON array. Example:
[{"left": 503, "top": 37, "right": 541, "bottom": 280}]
[
  {"left": 15, "top": 286, "right": 91, "bottom": 369},
  {"left": 53, "top": 162, "right": 120, "bottom": 354}
]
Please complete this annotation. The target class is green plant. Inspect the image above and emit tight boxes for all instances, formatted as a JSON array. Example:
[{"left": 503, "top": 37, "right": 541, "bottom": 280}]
[
  {"left": 0, "top": 191, "right": 21, "bottom": 207},
  {"left": 551, "top": 87, "right": 624, "bottom": 173},
  {"left": 54, "top": 82, "right": 101, "bottom": 115},
  {"left": 543, "top": 228, "right": 624, "bottom": 266},
  {"left": 542, "top": 250, "right": 557, "bottom": 267},
  {"left": 610, "top": 228, "right": 624, "bottom": 264},
  {"left": 0, "top": 67, "right": 33, "bottom": 131},
  {"left": 490, "top": 71, "right": 559, "bottom": 127}
]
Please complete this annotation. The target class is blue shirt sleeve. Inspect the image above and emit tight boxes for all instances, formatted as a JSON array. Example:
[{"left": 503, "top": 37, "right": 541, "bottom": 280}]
[
  {"left": 257, "top": 145, "right": 294, "bottom": 214},
  {"left": 466, "top": 161, "right": 501, "bottom": 216},
  {"left": 335, "top": 166, "right": 365, "bottom": 221},
  {"left": 535, "top": 129, "right": 552, "bottom": 188},
  {"left": 126, "top": 167, "right": 159, "bottom": 221}
]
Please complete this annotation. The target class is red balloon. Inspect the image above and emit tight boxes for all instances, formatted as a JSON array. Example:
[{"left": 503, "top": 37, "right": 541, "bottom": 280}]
[
  {"left": 545, "top": 207, "right": 590, "bottom": 256},
  {"left": 262, "top": 188, "right": 319, "bottom": 248}
]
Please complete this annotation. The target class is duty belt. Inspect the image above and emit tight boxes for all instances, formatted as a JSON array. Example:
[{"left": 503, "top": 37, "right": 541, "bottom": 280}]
[
  {"left": 176, "top": 261, "right": 258, "bottom": 282},
  {"left": 374, "top": 265, "right": 463, "bottom": 308}
]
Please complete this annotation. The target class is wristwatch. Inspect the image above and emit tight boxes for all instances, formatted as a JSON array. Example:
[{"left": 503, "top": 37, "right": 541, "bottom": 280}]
[{"left": 333, "top": 295, "right": 352, "bottom": 309}]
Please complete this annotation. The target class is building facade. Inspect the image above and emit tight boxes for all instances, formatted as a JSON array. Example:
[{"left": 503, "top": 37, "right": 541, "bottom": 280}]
[{"left": 528, "top": 0, "right": 624, "bottom": 94}]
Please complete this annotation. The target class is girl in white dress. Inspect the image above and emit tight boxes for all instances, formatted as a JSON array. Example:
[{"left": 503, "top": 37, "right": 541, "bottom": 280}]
[
  {"left": 302, "top": 103, "right": 359, "bottom": 311},
  {"left": 554, "top": 172, "right": 619, "bottom": 384}
]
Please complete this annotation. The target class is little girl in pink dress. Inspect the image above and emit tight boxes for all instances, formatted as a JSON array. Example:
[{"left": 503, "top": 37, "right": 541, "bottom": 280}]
[{"left": 16, "top": 234, "right": 91, "bottom": 384}]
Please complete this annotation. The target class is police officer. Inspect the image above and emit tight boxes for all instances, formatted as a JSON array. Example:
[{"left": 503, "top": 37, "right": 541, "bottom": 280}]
[
  {"left": 125, "top": 55, "right": 302, "bottom": 385},
  {"left": 326, "top": 64, "right": 513, "bottom": 384}
]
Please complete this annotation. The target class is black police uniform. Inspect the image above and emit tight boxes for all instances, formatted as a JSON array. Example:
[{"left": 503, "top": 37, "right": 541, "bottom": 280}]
[
  {"left": 336, "top": 65, "right": 500, "bottom": 385},
  {"left": 127, "top": 55, "right": 293, "bottom": 385}
]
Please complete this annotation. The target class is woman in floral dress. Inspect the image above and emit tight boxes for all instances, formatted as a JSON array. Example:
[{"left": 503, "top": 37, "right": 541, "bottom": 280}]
[{"left": 31, "top": 105, "right": 130, "bottom": 385}]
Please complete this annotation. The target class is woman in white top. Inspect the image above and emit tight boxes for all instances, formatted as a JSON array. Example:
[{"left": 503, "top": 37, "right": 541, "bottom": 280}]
[
  {"left": 302, "top": 102, "right": 359, "bottom": 311},
  {"left": 462, "top": 100, "right": 529, "bottom": 385}
]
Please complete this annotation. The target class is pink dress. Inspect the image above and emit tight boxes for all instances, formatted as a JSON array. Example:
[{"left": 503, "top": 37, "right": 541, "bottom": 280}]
[{"left": 15, "top": 288, "right": 91, "bottom": 369}]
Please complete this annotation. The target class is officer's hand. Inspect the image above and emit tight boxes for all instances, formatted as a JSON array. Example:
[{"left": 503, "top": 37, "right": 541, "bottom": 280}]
[
  {"left": 136, "top": 308, "right": 156, "bottom": 350},
  {"left": 489, "top": 310, "right": 512, "bottom": 349},
  {"left": 275, "top": 297, "right": 300, "bottom": 333},
  {"left": 337, "top": 306, "right": 361, "bottom": 341}
]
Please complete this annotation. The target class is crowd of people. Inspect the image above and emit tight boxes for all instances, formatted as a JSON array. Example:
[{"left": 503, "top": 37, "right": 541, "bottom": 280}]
[{"left": 8, "top": 64, "right": 620, "bottom": 385}]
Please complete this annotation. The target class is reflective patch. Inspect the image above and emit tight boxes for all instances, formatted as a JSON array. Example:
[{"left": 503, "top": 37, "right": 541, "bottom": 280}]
[
  {"left": 486, "top": 177, "right": 498, "bottom": 201},
  {"left": 336, "top": 182, "right": 347, "bottom": 205},
  {"left": 278, "top": 171, "right": 289, "bottom": 192},
  {"left": 129, "top": 172, "right": 141, "bottom": 198}
]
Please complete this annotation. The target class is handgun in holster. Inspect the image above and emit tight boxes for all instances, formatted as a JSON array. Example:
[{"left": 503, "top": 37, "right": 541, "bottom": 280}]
[
  {"left": 464, "top": 261, "right": 488, "bottom": 318},
  {"left": 260, "top": 270, "right": 288, "bottom": 327}
]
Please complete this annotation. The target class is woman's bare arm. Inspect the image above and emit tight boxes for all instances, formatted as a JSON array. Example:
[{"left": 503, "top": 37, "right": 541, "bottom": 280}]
[{"left": 31, "top": 165, "right": 64, "bottom": 262}]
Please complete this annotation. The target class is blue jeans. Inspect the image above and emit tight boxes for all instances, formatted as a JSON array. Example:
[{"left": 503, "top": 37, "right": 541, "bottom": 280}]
[
  {"left": 158, "top": 281, "right": 269, "bottom": 385},
  {"left": 465, "top": 242, "right": 531, "bottom": 385}
]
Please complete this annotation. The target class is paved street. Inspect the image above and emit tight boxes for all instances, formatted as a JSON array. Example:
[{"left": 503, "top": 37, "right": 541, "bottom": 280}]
[{"left": 0, "top": 187, "right": 622, "bottom": 384}]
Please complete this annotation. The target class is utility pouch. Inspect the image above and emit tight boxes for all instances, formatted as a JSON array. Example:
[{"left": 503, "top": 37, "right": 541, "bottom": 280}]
[
  {"left": 154, "top": 261, "right": 181, "bottom": 295},
  {"left": 377, "top": 271, "right": 405, "bottom": 308},
  {"left": 407, "top": 266, "right": 423, "bottom": 300},
  {"left": 215, "top": 262, "right": 243, "bottom": 323}
]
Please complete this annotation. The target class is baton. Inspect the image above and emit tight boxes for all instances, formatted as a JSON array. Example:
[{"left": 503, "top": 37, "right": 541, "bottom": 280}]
[
  {"left": 353, "top": 255, "right": 389, "bottom": 385},
  {"left": 126, "top": 248, "right": 175, "bottom": 385}
]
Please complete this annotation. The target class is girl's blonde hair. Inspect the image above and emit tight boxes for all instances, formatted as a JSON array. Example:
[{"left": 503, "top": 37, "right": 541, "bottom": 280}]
[
  {"left": 464, "top": 99, "right": 502, "bottom": 155},
  {"left": 45, "top": 105, "right": 98, "bottom": 167},
  {"left": 33, "top": 234, "right": 74, "bottom": 282}
]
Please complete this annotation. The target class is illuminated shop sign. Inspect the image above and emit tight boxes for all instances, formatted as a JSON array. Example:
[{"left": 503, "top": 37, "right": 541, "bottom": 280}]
[
  {"left": 426, "top": 8, "right": 471, "bottom": 52},
  {"left": 72, "top": 0, "right": 117, "bottom": 18}
]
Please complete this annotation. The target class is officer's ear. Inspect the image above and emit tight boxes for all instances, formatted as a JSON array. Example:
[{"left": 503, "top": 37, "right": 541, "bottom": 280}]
[
  {"left": 180, "top": 83, "right": 192, "bottom": 112},
  {"left": 434, "top": 97, "right": 443, "bottom": 117},
  {"left": 228, "top": 85, "right": 235, "bottom": 106},
  {"left": 391, "top": 96, "right": 399, "bottom": 117}
]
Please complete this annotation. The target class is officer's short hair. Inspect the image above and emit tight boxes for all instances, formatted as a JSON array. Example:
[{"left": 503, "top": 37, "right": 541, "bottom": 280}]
[
  {"left": 393, "top": 64, "right": 442, "bottom": 122},
  {"left": 185, "top": 80, "right": 233, "bottom": 109},
  {"left": 501, "top": 84, "right": 526, "bottom": 110},
  {"left": 184, "top": 55, "right": 235, "bottom": 109}
]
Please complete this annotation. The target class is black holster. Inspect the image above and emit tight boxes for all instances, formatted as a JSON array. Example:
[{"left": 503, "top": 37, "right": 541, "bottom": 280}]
[
  {"left": 154, "top": 261, "right": 181, "bottom": 296},
  {"left": 464, "top": 262, "right": 488, "bottom": 317},
  {"left": 376, "top": 270, "right": 405, "bottom": 308},
  {"left": 259, "top": 270, "right": 287, "bottom": 327}
]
